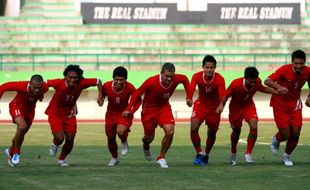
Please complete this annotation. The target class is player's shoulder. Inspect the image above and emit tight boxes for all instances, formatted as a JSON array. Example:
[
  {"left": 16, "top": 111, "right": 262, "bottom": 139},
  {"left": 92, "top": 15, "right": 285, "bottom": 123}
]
[
  {"left": 192, "top": 71, "right": 203, "bottom": 78},
  {"left": 214, "top": 72, "right": 225, "bottom": 80},
  {"left": 103, "top": 80, "right": 113, "bottom": 86}
]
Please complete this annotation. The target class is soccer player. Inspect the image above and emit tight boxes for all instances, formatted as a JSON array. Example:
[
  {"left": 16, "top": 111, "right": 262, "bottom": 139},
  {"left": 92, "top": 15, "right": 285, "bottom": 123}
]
[
  {"left": 216, "top": 66, "right": 278, "bottom": 165},
  {"left": 0, "top": 74, "right": 48, "bottom": 167},
  {"left": 123, "top": 62, "right": 193, "bottom": 168},
  {"left": 188, "top": 55, "right": 226, "bottom": 165},
  {"left": 46, "top": 65, "right": 103, "bottom": 167},
  {"left": 264, "top": 49, "right": 310, "bottom": 166},
  {"left": 102, "top": 66, "right": 141, "bottom": 166}
]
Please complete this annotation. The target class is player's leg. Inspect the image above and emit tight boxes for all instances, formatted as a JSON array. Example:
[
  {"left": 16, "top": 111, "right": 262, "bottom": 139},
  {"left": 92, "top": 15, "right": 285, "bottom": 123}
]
[
  {"left": 106, "top": 123, "right": 119, "bottom": 166},
  {"left": 57, "top": 116, "right": 77, "bottom": 166},
  {"left": 116, "top": 117, "right": 132, "bottom": 156},
  {"left": 271, "top": 109, "right": 290, "bottom": 155},
  {"left": 190, "top": 119, "right": 204, "bottom": 165},
  {"left": 142, "top": 129, "right": 155, "bottom": 161},
  {"left": 141, "top": 111, "right": 156, "bottom": 161},
  {"left": 229, "top": 110, "right": 242, "bottom": 165},
  {"left": 245, "top": 118, "right": 258, "bottom": 163},
  {"left": 9, "top": 116, "right": 31, "bottom": 165},
  {"left": 156, "top": 124, "right": 174, "bottom": 168},
  {"left": 48, "top": 116, "right": 65, "bottom": 157},
  {"left": 203, "top": 112, "right": 220, "bottom": 165},
  {"left": 58, "top": 132, "right": 75, "bottom": 167},
  {"left": 282, "top": 110, "right": 302, "bottom": 166}
]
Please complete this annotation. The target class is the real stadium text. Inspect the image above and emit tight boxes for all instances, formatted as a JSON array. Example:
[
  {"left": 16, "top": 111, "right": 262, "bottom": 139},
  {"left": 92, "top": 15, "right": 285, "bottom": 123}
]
[
  {"left": 93, "top": 6, "right": 168, "bottom": 20},
  {"left": 220, "top": 6, "right": 293, "bottom": 20}
]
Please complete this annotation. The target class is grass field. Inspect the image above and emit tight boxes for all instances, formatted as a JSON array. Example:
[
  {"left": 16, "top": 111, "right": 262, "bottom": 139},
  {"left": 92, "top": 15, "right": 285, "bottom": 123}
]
[{"left": 0, "top": 122, "right": 310, "bottom": 190}]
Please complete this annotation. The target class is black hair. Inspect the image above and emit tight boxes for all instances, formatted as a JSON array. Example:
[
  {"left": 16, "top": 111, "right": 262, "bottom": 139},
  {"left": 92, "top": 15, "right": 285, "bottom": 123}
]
[
  {"left": 30, "top": 74, "right": 43, "bottom": 82},
  {"left": 244, "top": 66, "right": 259, "bottom": 79},
  {"left": 113, "top": 66, "right": 128, "bottom": 79},
  {"left": 202, "top": 55, "right": 217, "bottom": 66},
  {"left": 292, "top": 49, "right": 306, "bottom": 62},
  {"left": 63, "top": 65, "right": 84, "bottom": 79},
  {"left": 161, "top": 62, "right": 175, "bottom": 73}
]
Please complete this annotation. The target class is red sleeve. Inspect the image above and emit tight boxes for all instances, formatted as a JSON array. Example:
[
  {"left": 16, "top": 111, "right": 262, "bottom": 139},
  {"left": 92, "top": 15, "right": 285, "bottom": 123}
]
[
  {"left": 188, "top": 73, "right": 198, "bottom": 100},
  {"left": 128, "top": 83, "right": 141, "bottom": 113},
  {"left": 47, "top": 79, "right": 61, "bottom": 88},
  {"left": 0, "top": 81, "right": 26, "bottom": 98},
  {"left": 225, "top": 80, "right": 236, "bottom": 98},
  {"left": 217, "top": 75, "right": 226, "bottom": 99},
  {"left": 177, "top": 74, "right": 191, "bottom": 100},
  {"left": 80, "top": 78, "right": 99, "bottom": 89},
  {"left": 257, "top": 78, "right": 267, "bottom": 92},
  {"left": 267, "top": 66, "right": 285, "bottom": 82},
  {"left": 126, "top": 78, "right": 152, "bottom": 111},
  {"left": 102, "top": 82, "right": 109, "bottom": 99}
]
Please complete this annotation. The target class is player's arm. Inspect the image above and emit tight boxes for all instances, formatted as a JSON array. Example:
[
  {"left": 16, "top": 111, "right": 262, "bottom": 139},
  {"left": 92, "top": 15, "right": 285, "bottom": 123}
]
[
  {"left": 216, "top": 77, "right": 227, "bottom": 113},
  {"left": 187, "top": 74, "right": 197, "bottom": 103},
  {"left": 216, "top": 81, "right": 232, "bottom": 114},
  {"left": 180, "top": 74, "right": 193, "bottom": 107},
  {"left": 123, "top": 80, "right": 149, "bottom": 117},
  {"left": 306, "top": 81, "right": 310, "bottom": 107},
  {"left": 264, "top": 78, "right": 287, "bottom": 94},
  {"left": 0, "top": 82, "right": 22, "bottom": 99},
  {"left": 38, "top": 82, "right": 49, "bottom": 102},
  {"left": 96, "top": 79, "right": 104, "bottom": 106},
  {"left": 258, "top": 78, "right": 279, "bottom": 95}
]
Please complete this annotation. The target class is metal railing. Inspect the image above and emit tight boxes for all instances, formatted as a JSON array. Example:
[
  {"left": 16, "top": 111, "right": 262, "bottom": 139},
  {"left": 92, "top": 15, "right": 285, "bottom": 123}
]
[{"left": 0, "top": 53, "right": 291, "bottom": 71}]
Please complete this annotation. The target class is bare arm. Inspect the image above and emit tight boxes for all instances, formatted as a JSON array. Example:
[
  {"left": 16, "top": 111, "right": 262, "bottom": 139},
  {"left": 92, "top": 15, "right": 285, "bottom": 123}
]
[
  {"left": 306, "top": 81, "right": 310, "bottom": 107},
  {"left": 264, "top": 78, "right": 288, "bottom": 95},
  {"left": 215, "top": 96, "right": 228, "bottom": 114},
  {"left": 96, "top": 79, "right": 104, "bottom": 106}
]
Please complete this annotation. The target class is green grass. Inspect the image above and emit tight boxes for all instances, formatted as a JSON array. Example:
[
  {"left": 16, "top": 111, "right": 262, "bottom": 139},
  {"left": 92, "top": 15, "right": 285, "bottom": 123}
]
[{"left": 0, "top": 123, "right": 310, "bottom": 190}]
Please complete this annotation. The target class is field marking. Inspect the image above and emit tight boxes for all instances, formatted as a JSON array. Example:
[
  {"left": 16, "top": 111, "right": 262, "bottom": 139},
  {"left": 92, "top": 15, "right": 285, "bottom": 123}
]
[{"left": 239, "top": 139, "right": 310, "bottom": 146}]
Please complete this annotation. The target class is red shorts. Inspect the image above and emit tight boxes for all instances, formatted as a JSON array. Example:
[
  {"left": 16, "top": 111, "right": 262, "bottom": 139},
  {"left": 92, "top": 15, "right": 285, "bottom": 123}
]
[
  {"left": 105, "top": 114, "right": 133, "bottom": 136},
  {"left": 229, "top": 104, "right": 258, "bottom": 128},
  {"left": 191, "top": 101, "right": 220, "bottom": 129},
  {"left": 141, "top": 105, "right": 174, "bottom": 136},
  {"left": 9, "top": 104, "right": 34, "bottom": 127},
  {"left": 273, "top": 108, "right": 302, "bottom": 129},
  {"left": 48, "top": 115, "right": 77, "bottom": 134}
]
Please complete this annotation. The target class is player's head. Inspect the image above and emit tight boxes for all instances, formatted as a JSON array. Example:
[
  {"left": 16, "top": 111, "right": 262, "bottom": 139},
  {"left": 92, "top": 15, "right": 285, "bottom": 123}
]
[
  {"left": 112, "top": 66, "right": 127, "bottom": 91},
  {"left": 244, "top": 66, "right": 259, "bottom": 89},
  {"left": 160, "top": 62, "right": 175, "bottom": 87},
  {"left": 29, "top": 74, "right": 44, "bottom": 95},
  {"left": 113, "top": 66, "right": 128, "bottom": 79},
  {"left": 63, "top": 65, "right": 84, "bottom": 87},
  {"left": 202, "top": 55, "right": 216, "bottom": 77},
  {"left": 291, "top": 49, "right": 306, "bottom": 73}
]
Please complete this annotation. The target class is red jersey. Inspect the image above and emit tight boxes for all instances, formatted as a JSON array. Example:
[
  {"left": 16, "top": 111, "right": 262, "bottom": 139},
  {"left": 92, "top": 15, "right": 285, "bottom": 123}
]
[
  {"left": 267, "top": 64, "right": 310, "bottom": 110},
  {"left": 45, "top": 78, "right": 99, "bottom": 117},
  {"left": 0, "top": 81, "right": 48, "bottom": 112},
  {"left": 127, "top": 74, "right": 190, "bottom": 110},
  {"left": 102, "top": 81, "right": 140, "bottom": 115},
  {"left": 189, "top": 71, "right": 226, "bottom": 110},
  {"left": 226, "top": 77, "right": 266, "bottom": 111}
]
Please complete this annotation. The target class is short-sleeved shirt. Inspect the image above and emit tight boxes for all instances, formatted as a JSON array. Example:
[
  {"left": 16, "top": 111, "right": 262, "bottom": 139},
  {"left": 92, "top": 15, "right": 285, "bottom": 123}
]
[
  {"left": 226, "top": 77, "right": 266, "bottom": 112},
  {"left": 189, "top": 71, "right": 226, "bottom": 111},
  {"left": 0, "top": 81, "right": 48, "bottom": 114},
  {"left": 127, "top": 74, "right": 190, "bottom": 111},
  {"left": 267, "top": 64, "right": 310, "bottom": 111},
  {"left": 45, "top": 78, "right": 99, "bottom": 118}
]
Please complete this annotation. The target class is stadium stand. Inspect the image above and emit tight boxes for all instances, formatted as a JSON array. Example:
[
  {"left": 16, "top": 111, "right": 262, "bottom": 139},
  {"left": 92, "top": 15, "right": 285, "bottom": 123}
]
[{"left": 0, "top": 0, "right": 310, "bottom": 73}]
